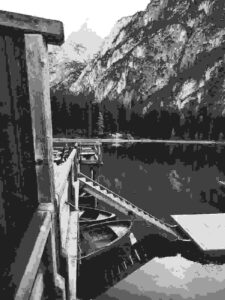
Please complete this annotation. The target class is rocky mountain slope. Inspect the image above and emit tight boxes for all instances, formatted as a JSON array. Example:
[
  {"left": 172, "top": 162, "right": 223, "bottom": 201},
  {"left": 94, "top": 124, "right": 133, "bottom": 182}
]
[
  {"left": 49, "top": 23, "right": 103, "bottom": 91},
  {"left": 69, "top": 0, "right": 225, "bottom": 118}
]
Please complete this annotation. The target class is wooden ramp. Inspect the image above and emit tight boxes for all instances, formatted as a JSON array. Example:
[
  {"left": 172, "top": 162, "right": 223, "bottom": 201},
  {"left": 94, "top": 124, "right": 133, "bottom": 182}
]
[
  {"left": 78, "top": 173, "right": 180, "bottom": 241},
  {"left": 171, "top": 213, "right": 225, "bottom": 254}
]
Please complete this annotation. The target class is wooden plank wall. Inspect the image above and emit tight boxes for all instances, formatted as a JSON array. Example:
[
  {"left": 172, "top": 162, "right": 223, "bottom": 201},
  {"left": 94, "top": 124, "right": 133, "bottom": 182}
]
[
  {"left": 0, "top": 30, "right": 38, "bottom": 265},
  {"left": 0, "top": 10, "right": 73, "bottom": 299}
]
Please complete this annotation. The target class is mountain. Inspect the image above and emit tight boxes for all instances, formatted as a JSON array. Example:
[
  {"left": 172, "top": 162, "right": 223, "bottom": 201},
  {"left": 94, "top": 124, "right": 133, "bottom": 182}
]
[
  {"left": 66, "top": 22, "right": 103, "bottom": 62},
  {"left": 48, "top": 22, "right": 103, "bottom": 91},
  {"left": 69, "top": 0, "right": 225, "bottom": 120}
]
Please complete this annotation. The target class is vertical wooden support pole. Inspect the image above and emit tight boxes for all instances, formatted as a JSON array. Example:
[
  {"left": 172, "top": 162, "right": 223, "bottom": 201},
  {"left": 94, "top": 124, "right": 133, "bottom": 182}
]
[
  {"left": 25, "top": 34, "right": 64, "bottom": 298},
  {"left": 67, "top": 211, "right": 79, "bottom": 300},
  {"left": 25, "top": 34, "right": 55, "bottom": 204},
  {"left": 66, "top": 149, "right": 79, "bottom": 299},
  {"left": 90, "top": 167, "right": 94, "bottom": 180},
  {"left": 73, "top": 150, "right": 79, "bottom": 209},
  {"left": 73, "top": 180, "right": 80, "bottom": 210},
  {"left": 70, "top": 161, "right": 75, "bottom": 205}
]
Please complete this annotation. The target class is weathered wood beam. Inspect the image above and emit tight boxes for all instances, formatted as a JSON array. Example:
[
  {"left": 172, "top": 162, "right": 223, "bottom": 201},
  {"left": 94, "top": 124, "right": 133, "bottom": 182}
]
[
  {"left": 29, "top": 269, "right": 44, "bottom": 300},
  {"left": 55, "top": 149, "right": 77, "bottom": 200},
  {"left": 66, "top": 211, "right": 79, "bottom": 300},
  {"left": 10, "top": 210, "right": 52, "bottom": 300},
  {"left": 0, "top": 10, "right": 64, "bottom": 45},
  {"left": 44, "top": 224, "right": 67, "bottom": 300},
  {"left": 60, "top": 203, "right": 70, "bottom": 255},
  {"left": 59, "top": 180, "right": 70, "bottom": 253},
  {"left": 25, "top": 34, "right": 68, "bottom": 298},
  {"left": 73, "top": 181, "right": 80, "bottom": 210},
  {"left": 25, "top": 33, "right": 56, "bottom": 205}
]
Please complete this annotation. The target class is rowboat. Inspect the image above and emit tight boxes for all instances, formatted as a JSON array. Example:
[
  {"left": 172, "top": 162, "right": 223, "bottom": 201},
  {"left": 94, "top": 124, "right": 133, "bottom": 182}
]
[
  {"left": 80, "top": 220, "right": 133, "bottom": 261},
  {"left": 79, "top": 206, "right": 116, "bottom": 226},
  {"left": 79, "top": 192, "right": 96, "bottom": 208},
  {"left": 78, "top": 142, "right": 103, "bottom": 165}
]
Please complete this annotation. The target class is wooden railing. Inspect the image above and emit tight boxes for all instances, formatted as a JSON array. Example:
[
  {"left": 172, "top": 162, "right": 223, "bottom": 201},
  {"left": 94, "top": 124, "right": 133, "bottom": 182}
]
[
  {"left": 7, "top": 148, "right": 80, "bottom": 300},
  {"left": 55, "top": 148, "right": 80, "bottom": 300}
]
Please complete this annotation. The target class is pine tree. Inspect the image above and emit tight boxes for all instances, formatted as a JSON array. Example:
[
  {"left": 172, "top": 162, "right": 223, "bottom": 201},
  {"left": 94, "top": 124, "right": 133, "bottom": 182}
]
[{"left": 97, "top": 111, "right": 104, "bottom": 136}]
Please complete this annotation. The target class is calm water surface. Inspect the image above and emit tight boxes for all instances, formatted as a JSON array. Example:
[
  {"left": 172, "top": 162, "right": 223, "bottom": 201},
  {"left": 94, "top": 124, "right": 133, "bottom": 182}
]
[
  {"left": 82, "top": 143, "right": 225, "bottom": 220},
  {"left": 81, "top": 142, "right": 225, "bottom": 300}
]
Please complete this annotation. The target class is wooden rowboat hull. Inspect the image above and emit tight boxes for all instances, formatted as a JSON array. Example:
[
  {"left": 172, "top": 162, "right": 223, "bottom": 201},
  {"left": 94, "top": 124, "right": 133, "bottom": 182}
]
[
  {"left": 79, "top": 206, "right": 116, "bottom": 226},
  {"left": 80, "top": 220, "right": 133, "bottom": 262}
]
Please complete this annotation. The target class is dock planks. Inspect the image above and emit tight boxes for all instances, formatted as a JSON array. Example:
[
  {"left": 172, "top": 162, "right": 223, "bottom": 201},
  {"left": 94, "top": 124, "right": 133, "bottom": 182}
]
[{"left": 171, "top": 213, "right": 225, "bottom": 252}]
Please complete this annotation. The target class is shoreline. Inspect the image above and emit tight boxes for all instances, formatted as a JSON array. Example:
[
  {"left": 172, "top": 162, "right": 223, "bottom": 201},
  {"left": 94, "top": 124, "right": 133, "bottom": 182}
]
[{"left": 53, "top": 137, "right": 225, "bottom": 145}]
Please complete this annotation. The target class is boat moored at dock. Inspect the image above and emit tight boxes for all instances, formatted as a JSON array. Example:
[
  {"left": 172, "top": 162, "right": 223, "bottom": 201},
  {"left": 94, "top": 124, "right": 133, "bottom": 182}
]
[
  {"left": 79, "top": 206, "right": 117, "bottom": 226},
  {"left": 80, "top": 220, "right": 133, "bottom": 261},
  {"left": 78, "top": 142, "right": 103, "bottom": 165}
]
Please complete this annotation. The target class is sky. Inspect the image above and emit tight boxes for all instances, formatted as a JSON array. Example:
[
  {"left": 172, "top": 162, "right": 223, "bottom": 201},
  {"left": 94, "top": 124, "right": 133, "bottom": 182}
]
[{"left": 1, "top": 0, "right": 150, "bottom": 39}]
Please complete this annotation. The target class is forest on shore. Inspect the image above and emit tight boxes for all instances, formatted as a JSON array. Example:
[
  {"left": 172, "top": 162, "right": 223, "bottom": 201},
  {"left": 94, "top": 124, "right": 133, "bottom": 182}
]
[{"left": 51, "top": 91, "right": 225, "bottom": 141}]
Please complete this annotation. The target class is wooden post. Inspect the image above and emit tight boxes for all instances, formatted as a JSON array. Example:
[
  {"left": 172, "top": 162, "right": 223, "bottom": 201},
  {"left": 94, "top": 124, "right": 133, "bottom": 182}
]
[
  {"left": 25, "top": 33, "right": 66, "bottom": 297},
  {"left": 25, "top": 34, "right": 55, "bottom": 204},
  {"left": 66, "top": 211, "right": 79, "bottom": 300},
  {"left": 90, "top": 167, "right": 94, "bottom": 180}
]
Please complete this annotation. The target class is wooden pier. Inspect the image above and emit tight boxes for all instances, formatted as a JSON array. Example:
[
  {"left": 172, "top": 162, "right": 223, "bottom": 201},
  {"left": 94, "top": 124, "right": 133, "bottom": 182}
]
[
  {"left": 171, "top": 213, "right": 225, "bottom": 256},
  {"left": 78, "top": 142, "right": 103, "bottom": 165}
]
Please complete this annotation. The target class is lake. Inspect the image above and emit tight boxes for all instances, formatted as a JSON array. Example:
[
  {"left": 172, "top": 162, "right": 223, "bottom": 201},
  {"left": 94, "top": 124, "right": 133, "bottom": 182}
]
[
  {"left": 79, "top": 142, "right": 225, "bottom": 300},
  {"left": 81, "top": 142, "right": 225, "bottom": 220}
]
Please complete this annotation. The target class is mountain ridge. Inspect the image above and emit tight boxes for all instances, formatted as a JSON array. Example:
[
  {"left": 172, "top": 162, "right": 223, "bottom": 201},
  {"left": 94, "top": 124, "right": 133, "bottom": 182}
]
[
  {"left": 50, "top": 0, "right": 225, "bottom": 139},
  {"left": 69, "top": 0, "right": 225, "bottom": 117},
  {"left": 49, "top": 22, "right": 103, "bottom": 91}
]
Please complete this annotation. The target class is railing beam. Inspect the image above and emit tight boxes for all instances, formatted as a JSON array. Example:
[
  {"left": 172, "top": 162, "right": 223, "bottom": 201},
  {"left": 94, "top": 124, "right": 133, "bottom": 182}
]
[
  {"left": 66, "top": 211, "right": 79, "bottom": 300},
  {"left": 55, "top": 149, "right": 77, "bottom": 199},
  {"left": 9, "top": 209, "right": 51, "bottom": 300},
  {"left": 29, "top": 269, "right": 44, "bottom": 300},
  {"left": 0, "top": 10, "right": 64, "bottom": 45}
]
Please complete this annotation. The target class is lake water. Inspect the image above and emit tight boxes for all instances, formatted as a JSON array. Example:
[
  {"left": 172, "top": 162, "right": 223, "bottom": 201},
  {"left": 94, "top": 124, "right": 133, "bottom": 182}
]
[
  {"left": 82, "top": 143, "right": 225, "bottom": 220},
  {"left": 80, "top": 142, "right": 225, "bottom": 300}
]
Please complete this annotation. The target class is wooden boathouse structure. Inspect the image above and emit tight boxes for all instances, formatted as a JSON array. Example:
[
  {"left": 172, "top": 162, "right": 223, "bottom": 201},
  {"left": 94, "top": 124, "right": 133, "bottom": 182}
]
[{"left": 0, "top": 10, "right": 80, "bottom": 299}]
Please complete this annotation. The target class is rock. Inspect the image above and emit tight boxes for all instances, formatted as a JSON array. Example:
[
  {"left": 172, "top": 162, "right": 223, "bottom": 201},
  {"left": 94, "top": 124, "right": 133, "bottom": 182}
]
[{"left": 49, "top": 22, "right": 103, "bottom": 92}]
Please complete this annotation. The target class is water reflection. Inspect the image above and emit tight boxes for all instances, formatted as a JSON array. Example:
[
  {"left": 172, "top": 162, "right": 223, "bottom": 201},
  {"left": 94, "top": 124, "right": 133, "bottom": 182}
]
[{"left": 85, "top": 143, "right": 225, "bottom": 223}]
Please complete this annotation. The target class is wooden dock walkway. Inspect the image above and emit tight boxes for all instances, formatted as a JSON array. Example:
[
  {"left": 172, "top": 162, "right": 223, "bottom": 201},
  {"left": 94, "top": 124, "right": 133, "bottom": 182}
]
[{"left": 171, "top": 213, "right": 225, "bottom": 255}]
